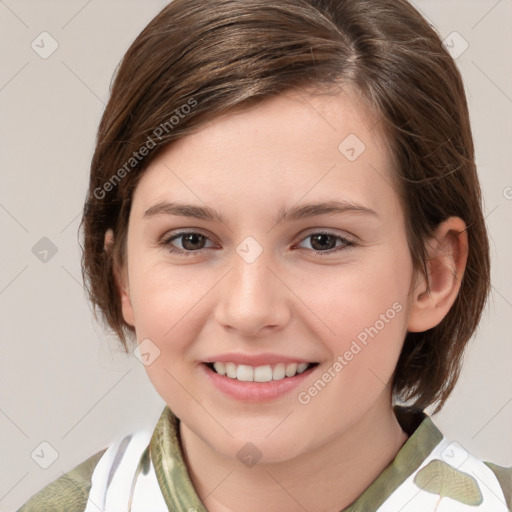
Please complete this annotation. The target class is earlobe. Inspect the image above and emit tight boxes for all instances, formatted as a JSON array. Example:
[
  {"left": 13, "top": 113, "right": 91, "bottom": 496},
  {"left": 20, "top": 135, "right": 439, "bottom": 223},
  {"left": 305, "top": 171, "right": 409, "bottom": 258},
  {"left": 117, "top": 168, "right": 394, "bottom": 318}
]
[
  {"left": 407, "top": 217, "right": 468, "bottom": 333},
  {"left": 104, "top": 228, "right": 115, "bottom": 252},
  {"left": 104, "top": 229, "right": 136, "bottom": 327},
  {"left": 119, "top": 285, "right": 135, "bottom": 328}
]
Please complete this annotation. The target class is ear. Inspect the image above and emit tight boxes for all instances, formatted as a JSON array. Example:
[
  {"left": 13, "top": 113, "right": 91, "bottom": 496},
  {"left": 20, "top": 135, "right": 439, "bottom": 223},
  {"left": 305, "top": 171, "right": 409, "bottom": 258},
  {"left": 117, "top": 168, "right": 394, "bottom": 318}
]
[
  {"left": 104, "top": 228, "right": 135, "bottom": 327},
  {"left": 407, "top": 217, "right": 468, "bottom": 333}
]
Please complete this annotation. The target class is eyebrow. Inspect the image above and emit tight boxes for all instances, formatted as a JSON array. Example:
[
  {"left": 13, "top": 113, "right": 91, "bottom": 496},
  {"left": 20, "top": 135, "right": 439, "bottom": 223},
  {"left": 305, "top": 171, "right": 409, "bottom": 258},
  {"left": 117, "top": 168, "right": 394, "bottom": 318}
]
[
  {"left": 274, "top": 200, "right": 378, "bottom": 224},
  {"left": 143, "top": 200, "right": 378, "bottom": 225}
]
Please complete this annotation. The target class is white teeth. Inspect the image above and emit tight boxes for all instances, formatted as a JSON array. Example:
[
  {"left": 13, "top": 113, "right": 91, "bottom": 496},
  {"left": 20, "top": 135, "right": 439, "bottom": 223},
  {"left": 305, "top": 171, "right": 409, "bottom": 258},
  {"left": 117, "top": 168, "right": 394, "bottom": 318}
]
[
  {"left": 210, "top": 361, "right": 312, "bottom": 381},
  {"left": 254, "top": 365, "right": 273, "bottom": 382},
  {"left": 285, "top": 363, "right": 298, "bottom": 377},
  {"left": 297, "top": 363, "right": 309, "bottom": 374},
  {"left": 213, "top": 362, "right": 226, "bottom": 376},
  {"left": 272, "top": 363, "right": 286, "bottom": 380},
  {"left": 236, "top": 364, "right": 254, "bottom": 382},
  {"left": 225, "top": 362, "right": 237, "bottom": 379}
]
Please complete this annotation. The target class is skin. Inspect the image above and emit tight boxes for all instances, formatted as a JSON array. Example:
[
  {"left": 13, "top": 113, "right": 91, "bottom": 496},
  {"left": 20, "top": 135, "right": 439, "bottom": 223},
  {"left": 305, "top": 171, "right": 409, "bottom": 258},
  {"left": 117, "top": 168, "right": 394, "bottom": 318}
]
[{"left": 109, "top": 88, "right": 468, "bottom": 512}]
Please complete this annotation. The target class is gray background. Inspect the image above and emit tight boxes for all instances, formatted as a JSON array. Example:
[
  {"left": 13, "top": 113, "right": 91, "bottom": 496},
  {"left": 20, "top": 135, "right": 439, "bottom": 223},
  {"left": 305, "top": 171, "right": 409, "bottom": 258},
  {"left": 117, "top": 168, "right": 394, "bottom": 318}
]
[{"left": 1, "top": 1, "right": 511, "bottom": 510}]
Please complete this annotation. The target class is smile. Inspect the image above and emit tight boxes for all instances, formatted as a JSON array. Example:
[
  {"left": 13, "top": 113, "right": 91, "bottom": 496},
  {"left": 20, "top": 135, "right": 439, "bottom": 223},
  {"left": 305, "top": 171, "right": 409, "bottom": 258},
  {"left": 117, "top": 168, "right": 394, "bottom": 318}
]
[{"left": 207, "top": 362, "right": 317, "bottom": 382}]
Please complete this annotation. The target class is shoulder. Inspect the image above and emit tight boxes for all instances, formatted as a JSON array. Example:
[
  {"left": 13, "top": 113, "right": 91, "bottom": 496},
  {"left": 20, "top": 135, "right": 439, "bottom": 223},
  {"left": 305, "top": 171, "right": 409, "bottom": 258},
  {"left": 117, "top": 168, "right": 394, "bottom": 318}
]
[
  {"left": 390, "top": 406, "right": 512, "bottom": 511},
  {"left": 412, "top": 439, "right": 512, "bottom": 511},
  {"left": 16, "top": 429, "right": 153, "bottom": 512},
  {"left": 16, "top": 449, "right": 106, "bottom": 512},
  {"left": 484, "top": 461, "right": 512, "bottom": 510}
]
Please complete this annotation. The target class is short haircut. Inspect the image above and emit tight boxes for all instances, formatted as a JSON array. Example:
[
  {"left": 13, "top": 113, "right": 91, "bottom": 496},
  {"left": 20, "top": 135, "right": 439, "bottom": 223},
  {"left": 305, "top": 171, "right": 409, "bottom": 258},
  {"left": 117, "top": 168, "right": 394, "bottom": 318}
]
[{"left": 81, "top": 0, "right": 490, "bottom": 413}]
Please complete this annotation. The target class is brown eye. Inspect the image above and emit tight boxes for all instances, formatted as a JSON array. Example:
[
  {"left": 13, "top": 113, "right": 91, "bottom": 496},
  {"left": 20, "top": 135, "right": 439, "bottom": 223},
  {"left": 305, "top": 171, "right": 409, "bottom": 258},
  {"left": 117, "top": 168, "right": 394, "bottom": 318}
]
[
  {"left": 309, "top": 234, "right": 338, "bottom": 251},
  {"left": 296, "top": 231, "right": 355, "bottom": 255},
  {"left": 162, "top": 231, "right": 215, "bottom": 255},
  {"left": 180, "top": 233, "right": 207, "bottom": 250}
]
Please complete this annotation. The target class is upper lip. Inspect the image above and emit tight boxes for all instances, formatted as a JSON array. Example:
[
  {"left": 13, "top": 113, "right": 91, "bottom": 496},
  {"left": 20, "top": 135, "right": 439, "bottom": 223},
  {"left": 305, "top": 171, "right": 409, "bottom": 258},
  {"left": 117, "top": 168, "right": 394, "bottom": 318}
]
[{"left": 204, "top": 353, "right": 316, "bottom": 366}]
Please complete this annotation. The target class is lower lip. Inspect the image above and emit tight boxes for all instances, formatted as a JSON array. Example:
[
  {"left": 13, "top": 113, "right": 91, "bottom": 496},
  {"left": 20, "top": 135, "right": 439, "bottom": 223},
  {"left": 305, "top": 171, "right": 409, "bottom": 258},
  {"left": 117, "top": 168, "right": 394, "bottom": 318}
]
[{"left": 201, "top": 363, "right": 316, "bottom": 402}]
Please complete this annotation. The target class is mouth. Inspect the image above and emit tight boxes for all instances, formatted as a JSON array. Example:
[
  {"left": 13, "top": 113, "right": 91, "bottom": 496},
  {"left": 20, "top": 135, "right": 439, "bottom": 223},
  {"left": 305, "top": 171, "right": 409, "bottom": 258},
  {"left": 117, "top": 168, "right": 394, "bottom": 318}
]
[{"left": 204, "top": 361, "right": 319, "bottom": 383}]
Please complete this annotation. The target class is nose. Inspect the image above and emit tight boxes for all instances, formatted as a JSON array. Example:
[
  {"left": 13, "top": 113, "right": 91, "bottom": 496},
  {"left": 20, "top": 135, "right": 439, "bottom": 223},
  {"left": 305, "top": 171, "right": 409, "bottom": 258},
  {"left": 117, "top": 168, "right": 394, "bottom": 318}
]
[{"left": 214, "top": 248, "right": 291, "bottom": 337}]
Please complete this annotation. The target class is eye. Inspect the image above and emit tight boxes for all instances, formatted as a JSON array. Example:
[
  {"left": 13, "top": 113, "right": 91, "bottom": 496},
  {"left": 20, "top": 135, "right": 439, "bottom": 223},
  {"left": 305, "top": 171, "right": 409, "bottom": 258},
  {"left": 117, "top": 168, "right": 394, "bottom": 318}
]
[
  {"left": 161, "top": 231, "right": 216, "bottom": 256},
  {"left": 295, "top": 231, "right": 355, "bottom": 255},
  {"left": 160, "top": 230, "right": 356, "bottom": 257}
]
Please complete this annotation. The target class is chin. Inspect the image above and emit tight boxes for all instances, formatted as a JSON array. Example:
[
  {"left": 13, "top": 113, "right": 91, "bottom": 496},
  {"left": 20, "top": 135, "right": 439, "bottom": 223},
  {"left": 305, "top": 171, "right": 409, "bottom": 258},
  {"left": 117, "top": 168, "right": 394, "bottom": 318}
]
[{"left": 209, "top": 424, "right": 312, "bottom": 466}]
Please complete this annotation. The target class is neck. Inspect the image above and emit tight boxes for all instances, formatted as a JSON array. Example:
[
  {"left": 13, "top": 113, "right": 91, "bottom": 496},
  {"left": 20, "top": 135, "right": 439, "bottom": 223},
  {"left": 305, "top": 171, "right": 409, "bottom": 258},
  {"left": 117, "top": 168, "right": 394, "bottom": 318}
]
[{"left": 179, "top": 396, "right": 408, "bottom": 512}]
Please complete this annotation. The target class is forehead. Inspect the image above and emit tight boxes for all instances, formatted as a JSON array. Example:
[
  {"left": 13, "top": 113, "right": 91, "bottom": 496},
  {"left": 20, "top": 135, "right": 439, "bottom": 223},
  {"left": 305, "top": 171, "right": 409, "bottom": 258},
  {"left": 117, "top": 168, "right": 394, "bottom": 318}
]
[{"left": 132, "top": 89, "right": 397, "bottom": 220}]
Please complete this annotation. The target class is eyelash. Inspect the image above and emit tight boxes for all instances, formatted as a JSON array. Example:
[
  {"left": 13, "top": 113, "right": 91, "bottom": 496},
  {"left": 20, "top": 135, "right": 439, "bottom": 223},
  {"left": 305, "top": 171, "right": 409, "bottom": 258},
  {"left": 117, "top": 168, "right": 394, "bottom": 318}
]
[{"left": 160, "top": 230, "right": 356, "bottom": 257}]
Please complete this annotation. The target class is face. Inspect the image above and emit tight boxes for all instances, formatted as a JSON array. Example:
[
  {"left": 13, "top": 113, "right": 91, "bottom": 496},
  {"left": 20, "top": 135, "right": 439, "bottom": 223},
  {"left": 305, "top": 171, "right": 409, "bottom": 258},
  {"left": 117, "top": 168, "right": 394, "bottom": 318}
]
[{"left": 119, "top": 88, "right": 418, "bottom": 463}]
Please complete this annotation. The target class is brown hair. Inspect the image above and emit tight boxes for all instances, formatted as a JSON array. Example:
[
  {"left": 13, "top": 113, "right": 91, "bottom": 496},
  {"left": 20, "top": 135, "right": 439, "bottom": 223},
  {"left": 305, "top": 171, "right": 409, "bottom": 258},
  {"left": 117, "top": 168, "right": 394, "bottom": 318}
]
[{"left": 81, "top": 0, "right": 490, "bottom": 413}]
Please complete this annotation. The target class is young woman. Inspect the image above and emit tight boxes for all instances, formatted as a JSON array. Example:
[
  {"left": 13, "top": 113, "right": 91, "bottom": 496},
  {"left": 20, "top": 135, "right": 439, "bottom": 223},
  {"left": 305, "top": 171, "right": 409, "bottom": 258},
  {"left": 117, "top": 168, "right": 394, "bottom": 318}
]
[{"left": 18, "top": 0, "right": 511, "bottom": 510}]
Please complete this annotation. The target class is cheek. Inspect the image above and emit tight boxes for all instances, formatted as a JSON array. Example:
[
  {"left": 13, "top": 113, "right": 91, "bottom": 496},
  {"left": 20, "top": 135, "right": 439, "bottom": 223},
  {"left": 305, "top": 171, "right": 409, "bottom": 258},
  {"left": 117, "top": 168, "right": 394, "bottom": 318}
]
[
  {"left": 300, "top": 250, "right": 412, "bottom": 345},
  {"left": 298, "top": 245, "right": 413, "bottom": 396},
  {"left": 127, "top": 266, "right": 208, "bottom": 409},
  {"left": 129, "top": 266, "right": 203, "bottom": 341},
  {"left": 295, "top": 269, "right": 410, "bottom": 435},
  {"left": 127, "top": 261, "right": 218, "bottom": 390}
]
